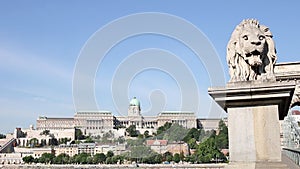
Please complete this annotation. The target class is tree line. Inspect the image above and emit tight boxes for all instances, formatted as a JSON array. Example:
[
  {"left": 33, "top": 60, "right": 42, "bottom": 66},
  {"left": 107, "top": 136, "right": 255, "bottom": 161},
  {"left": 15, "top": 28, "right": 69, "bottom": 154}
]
[
  {"left": 23, "top": 151, "right": 118, "bottom": 164},
  {"left": 23, "top": 120, "right": 228, "bottom": 164}
]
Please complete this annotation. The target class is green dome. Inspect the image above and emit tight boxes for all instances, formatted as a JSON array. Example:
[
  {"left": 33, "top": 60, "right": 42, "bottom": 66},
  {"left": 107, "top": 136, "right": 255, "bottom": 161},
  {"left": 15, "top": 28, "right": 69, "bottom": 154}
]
[{"left": 129, "top": 97, "right": 140, "bottom": 106}]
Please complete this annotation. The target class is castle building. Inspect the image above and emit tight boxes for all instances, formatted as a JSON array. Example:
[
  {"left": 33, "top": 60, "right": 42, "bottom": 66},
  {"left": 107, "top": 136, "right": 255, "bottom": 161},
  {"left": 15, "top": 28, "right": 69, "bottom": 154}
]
[
  {"left": 74, "top": 111, "right": 114, "bottom": 135},
  {"left": 36, "top": 117, "right": 76, "bottom": 130},
  {"left": 35, "top": 97, "right": 197, "bottom": 136},
  {"left": 157, "top": 111, "right": 197, "bottom": 129},
  {"left": 36, "top": 111, "right": 114, "bottom": 135},
  {"left": 114, "top": 97, "right": 159, "bottom": 129}
]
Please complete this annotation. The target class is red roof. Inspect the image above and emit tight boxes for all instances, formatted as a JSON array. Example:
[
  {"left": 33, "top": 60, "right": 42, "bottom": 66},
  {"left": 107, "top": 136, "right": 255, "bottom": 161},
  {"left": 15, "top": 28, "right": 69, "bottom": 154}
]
[
  {"left": 292, "top": 110, "right": 300, "bottom": 115},
  {"left": 146, "top": 140, "right": 168, "bottom": 146}
]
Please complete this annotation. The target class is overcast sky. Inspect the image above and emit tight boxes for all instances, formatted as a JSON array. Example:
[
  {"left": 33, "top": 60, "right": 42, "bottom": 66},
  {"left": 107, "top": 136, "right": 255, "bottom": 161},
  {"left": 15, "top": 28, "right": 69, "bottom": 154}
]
[{"left": 1, "top": 0, "right": 300, "bottom": 133}]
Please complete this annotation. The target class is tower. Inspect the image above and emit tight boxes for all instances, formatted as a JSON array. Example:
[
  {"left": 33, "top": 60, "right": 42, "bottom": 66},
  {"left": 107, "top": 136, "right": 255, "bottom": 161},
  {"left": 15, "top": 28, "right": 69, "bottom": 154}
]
[
  {"left": 127, "top": 97, "right": 143, "bottom": 128},
  {"left": 128, "top": 97, "right": 141, "bottom": 116}
]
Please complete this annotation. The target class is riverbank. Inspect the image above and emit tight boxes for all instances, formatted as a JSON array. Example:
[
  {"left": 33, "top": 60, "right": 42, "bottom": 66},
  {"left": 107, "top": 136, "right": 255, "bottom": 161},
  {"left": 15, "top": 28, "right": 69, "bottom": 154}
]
[{"left": 0, "top": 163, "right": 226, "bottom": 169}]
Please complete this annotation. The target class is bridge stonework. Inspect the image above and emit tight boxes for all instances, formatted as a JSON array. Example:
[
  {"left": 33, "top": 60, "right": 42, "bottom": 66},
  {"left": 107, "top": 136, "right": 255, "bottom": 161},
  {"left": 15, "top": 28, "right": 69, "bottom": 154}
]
[{"left": 209, "top": 19, "right": 300, "bottom": 169}]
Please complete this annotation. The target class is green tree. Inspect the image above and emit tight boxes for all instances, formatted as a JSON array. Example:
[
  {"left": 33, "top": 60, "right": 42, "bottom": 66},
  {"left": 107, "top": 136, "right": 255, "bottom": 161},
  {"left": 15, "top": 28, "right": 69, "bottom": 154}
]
[
  {"left": 183, "top": 128, "right": 201, "bottom": 142},
  {"left": 107, "top": 150, "right": 114, "bottom": 158},
  {"left": 40, "top": 130, "right": 50, "bottom": 136},
  {"left": 195, "top": 136, "right": 226, "bottom": 163},
  {"left": 111, "top": 156, "right": 118, "bottom": 164},
  {"left": 185, "top": 154, "right": 196, "bottom": 163},
  {"left": 39, "top": 153, "right": 55, "bottom": 164},
  {"left": 163, "top": 151, "right": 173, "bottom": 162},
  {"left": 22, "top": 155, "right": 34, "bottom": 163},
  {"left": 154, "top": 154, "right": 163, "bottom": 164},
  {"left": 141, "top": 153, "right": 156, "bottom": 164},
  {"left": 137, "top": 134, "right": 144, "bottom": 139},
  {"left": 173, "top": 153, "right": 180, "bottom": 163},
  {"left": 75, "top": 128, "right": 85, "bottom": 140},
  {"left": 187, "top": 138, "right": 197, "bottom": 149},
  {"left": 126, "top": 138, "right": 144, "bottom": 146},
  {"left": 144, "top": 130, "right": 150, "bottom": 138},
  {"left": 0, "top": 133, "right": 6, "bottom": 139},
  {"left": 74, "top": 153, "right": 90, "bottom": 164},
  {"left": 105, "top": 157, "right": 112, "bottom": 164},
  {"left": 130, "top": 145, "right": 152, "bottom": 161},
  {"left": 137, "top": 151, "right": 161, "bottom": 164},
  {"left": 216, "top": 120, "right": 228, "bottom": 149},
  {"left": 93, "top": 153, "right": 106, "bottom": 164},
  {"left": 117, "top": 155, "right": 125, "bottom": 164},
  {"left": 53, "top": 153, "right": 70, "bottom": 164},
  {"left": 84, "top": 137, "right": 95, "bottom": 143},
  {"left": 156, "top": 122, "right": 172, "bottom": 135},
  {"left": 126, "top": 125, "right": 138, "bottom": 137},
  {"left": 115, "top": 136, "right": 125, "bottom": 144},
  {"left": 86, "top": 156, "right": 93, "bottom": 164},
  {"left": 166, "top": 155, "right": 173, "bottom": 162},
  {"left": 162, "top": 123, "right": 188, "bottom": 141},
  {"left": 198, "top": 129, "right": 208, "bottom": 142}
]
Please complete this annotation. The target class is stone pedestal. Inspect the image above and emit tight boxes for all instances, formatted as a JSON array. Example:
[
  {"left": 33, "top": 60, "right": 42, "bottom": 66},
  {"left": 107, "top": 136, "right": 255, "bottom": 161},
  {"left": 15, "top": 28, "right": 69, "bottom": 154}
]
[
  {"left": 209, "top": 81, "right": 296, "bottom": 169},
  {"left": 228, "top": 105, "right": 281, "bottom": 162}
]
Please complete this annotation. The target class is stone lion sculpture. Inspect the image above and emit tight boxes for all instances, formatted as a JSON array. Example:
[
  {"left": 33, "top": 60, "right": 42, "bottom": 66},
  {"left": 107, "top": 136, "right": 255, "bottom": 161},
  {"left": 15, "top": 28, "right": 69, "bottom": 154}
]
[{"left": 227, "top": 19, "right": 277, "bottom": 82}]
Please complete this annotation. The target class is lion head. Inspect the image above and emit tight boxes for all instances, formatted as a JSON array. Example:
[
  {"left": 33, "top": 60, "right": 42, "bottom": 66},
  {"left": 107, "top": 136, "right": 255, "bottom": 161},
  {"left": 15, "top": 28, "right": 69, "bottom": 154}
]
[{"left": 227, "top": 19, "right": 277, "bottom": 82}]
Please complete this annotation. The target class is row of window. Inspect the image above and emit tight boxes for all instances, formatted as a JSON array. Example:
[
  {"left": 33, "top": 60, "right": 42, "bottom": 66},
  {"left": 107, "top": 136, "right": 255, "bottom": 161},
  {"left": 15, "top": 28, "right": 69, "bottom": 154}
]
[{"left": 86, "top": 126, "right": 104, "bottom": 130}]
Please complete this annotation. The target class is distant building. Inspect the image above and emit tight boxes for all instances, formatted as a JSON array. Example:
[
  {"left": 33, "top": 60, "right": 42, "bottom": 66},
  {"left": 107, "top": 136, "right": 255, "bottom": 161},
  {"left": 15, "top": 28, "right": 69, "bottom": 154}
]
[
  {"left": 0, "top": 153, "right": 26, "bottom": 164},
  {"left": 74, "top": 111, "right": 114, "bottom": 135},
  {"left": 14, "top": 147, "right": 54, "bottom": 158},
  {"left": 166, "top": 141, "right": 189, "bottom": 156},
  {"left": 197, "top": 118, "right": 228, "bottom": 131},
  {"left": 36, "top": 111, "right": 114, "bottom": 136},
  {"left": 0, "top": 147, "right": 54, "bottom": 164},
  {"left": 34, "top": 97, "right": 198, "bottom": 136},
  {"left": 115, "top": 97, "right": 157, "bottom": 129},
  {"left": 36, "top": 117, "right": 76, "bottom": 130},
  {"left": 78, "top": 143, "right": 96, "bottom": 156},
  {"left": 30, "top": 97, "right": 228, "bottom": 138},
  {"left": 146, "top": 140, "right": 168, "bottom": 154},
  {"left": 53, "top": 143, "right": 126, "bottom": 157},
  {"left": 94, "top": 144, "right": 126, "bottom": 155},
  {"left": 15, "top": 127, "right": 75, "bottom": 147},
  {"left": 157, "top": 111, "right": 197, "bottom": 129},
  {"left": 54, "top": 144, "right": 78, "bottom": 157},
  {"left": 146, "top": 140, "right": 189, "bottom": 156}
]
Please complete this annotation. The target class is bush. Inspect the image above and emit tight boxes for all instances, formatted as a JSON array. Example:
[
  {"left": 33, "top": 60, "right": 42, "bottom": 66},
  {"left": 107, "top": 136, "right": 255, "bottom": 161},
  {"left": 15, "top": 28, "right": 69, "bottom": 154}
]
[{"left": 22, "top": 155, "right": 34, "bottom": 163}]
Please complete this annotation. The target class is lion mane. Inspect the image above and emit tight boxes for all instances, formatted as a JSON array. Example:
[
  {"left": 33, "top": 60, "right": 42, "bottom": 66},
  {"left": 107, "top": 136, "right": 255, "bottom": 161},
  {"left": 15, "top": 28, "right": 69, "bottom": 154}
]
[{"left": 227, "top": 19, "right": 277, "bottom": 82}]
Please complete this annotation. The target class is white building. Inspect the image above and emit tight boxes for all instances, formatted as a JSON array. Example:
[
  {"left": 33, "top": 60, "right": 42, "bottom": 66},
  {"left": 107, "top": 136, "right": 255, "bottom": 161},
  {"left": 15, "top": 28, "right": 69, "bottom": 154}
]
[
  {"left": 37, "top": 111, "right": 114, "bottom": 136},
  {"left": 74, "top": 111, "right": 114, "bottom": 135},
  {"left": 15, "top": 127, "right": 75, "bottom": 147},
  {"left": 33, "top": 97, "right": 200, "bottom": 137},
  {"left": 54, "top": 144, "right": 78, "bottom": 157},
  {"left": 157, "top": 111, "right": 197, "bottom": 129}
]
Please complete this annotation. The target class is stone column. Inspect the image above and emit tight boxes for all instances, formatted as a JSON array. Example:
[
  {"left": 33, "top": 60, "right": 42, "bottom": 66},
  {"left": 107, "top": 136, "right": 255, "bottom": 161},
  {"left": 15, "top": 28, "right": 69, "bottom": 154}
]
[
  {"left": 228, "top": 106, "right": 281, "bottom": 163},
  {"left": 209, "top": 81, "right": 296, "bottom": 169}
]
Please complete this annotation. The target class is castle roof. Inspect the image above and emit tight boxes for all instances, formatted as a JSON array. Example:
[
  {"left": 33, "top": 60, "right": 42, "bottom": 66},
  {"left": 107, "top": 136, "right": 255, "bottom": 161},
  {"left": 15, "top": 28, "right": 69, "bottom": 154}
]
[{"left": 129, "top": 97, "right": 140, "bottom": 106}]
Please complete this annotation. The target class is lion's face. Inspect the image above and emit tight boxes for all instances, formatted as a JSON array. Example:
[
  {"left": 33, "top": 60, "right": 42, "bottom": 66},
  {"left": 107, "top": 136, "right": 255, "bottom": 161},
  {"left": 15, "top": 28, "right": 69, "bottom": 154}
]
[
  {"left": 239, "top": 27, "right": 266, "bottom": 67},
  {"left": 227, "top": 19, "right": 277, "bottom": 82}
]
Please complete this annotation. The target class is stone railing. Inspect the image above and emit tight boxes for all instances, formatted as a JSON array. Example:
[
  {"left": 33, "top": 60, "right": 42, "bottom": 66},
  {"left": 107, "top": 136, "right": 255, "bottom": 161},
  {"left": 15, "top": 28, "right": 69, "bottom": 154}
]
[{"left": 282, "top": 147, "right": 300, "bottom": 166}]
